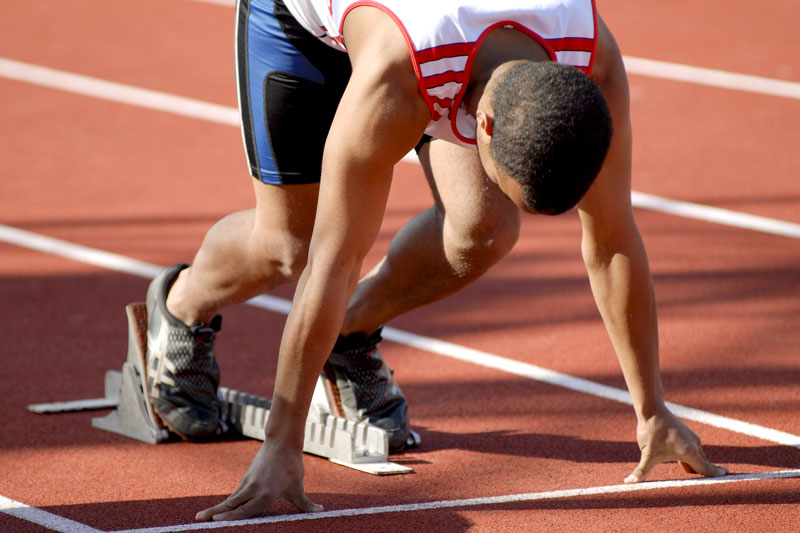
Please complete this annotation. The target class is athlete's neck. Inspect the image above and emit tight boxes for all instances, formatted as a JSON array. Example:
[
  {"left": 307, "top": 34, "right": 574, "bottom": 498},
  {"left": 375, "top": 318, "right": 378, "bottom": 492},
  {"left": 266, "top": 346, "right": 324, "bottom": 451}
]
[{"left": 464, "top": 27, "right": 552, "bottom": 116}]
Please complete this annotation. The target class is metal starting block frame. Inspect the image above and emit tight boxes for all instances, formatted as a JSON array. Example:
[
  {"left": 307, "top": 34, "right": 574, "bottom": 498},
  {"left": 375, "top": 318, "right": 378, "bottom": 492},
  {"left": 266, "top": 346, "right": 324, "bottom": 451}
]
[
  {"left": 218, "top": 385, "right": 408, "bottom": 474},
  {"left": 28, "top": 302, "right": 414, "bottom": 476}
]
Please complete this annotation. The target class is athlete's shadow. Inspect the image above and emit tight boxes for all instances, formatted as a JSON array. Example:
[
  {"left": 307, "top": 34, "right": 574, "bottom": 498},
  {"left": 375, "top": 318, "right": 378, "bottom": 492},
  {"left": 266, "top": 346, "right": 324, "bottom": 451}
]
[
  {"left": 403, "top": 428, "right": 800, "bottom": 470},
  {"left": 44, "top": 494, "right": 476, "bottom": 532}
]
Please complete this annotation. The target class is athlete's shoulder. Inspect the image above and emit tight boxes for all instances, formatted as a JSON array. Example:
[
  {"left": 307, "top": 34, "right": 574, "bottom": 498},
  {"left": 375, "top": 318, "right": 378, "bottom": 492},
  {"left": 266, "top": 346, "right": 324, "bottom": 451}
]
[{"left": 341, "top": 5, "right": 414, "bottom": 71}]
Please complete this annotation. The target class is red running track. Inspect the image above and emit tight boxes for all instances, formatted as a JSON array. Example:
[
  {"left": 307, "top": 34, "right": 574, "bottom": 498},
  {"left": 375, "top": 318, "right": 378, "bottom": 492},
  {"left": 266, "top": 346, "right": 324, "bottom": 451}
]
[{"left": 1, "top": 0, "right": 799, "bottom": 531}]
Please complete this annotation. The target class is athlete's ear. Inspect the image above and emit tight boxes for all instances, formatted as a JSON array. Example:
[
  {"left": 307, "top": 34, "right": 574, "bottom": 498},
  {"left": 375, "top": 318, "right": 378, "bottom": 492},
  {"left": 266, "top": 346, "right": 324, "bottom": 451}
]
[{"left": 476, "top": 110, "right": 493, "bottom": 138}]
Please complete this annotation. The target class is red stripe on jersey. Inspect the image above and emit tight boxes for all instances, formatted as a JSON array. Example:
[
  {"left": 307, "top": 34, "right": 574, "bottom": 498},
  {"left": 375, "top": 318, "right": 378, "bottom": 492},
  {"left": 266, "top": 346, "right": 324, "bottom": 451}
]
[
  {"left": 421, "top": 70, "right": 465, "bottom": 89},
  {"left": 415, "top": 42, "right": 474, "bottom": 64},
  {"left": 547, "top": 37, "right": 594, "bottom": 52}
]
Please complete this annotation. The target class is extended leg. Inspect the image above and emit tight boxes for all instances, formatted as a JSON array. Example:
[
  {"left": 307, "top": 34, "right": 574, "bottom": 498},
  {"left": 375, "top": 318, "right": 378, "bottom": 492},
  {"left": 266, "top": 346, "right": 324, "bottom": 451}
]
[
  {"left": 145, "top": 0, "right": 346, "bottom": 441},
  {"left": 143, "top": 179, "right": 318, "bottom": 440},
  {"left": 322, "top": 140, "right": 519, "bottom": 449},
  {"left": 167, "top": 179, "right": 319, "bottom": 326},
  {"left": 341, "top": 139, "right": 521, "bottom": 336}
]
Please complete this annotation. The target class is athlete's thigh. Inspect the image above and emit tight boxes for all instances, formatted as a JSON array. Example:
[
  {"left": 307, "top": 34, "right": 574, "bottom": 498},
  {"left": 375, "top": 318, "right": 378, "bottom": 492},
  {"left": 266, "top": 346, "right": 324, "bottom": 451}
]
[
  {"left": 419, "top": 139, "right": 520, "bottom": 240},
  {"left": 251, "top": 180, "right": 319, "bottom": 245},
  {"left": 236, "top": 0, "right": 350, "bottom": 185}
]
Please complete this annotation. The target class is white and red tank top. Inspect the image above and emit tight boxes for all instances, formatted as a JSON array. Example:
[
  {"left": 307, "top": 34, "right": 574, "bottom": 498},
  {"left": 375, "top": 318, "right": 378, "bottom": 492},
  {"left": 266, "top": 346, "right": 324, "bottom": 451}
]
[{"left": 283, "top": 0, "right": 598, "bottom": 147}]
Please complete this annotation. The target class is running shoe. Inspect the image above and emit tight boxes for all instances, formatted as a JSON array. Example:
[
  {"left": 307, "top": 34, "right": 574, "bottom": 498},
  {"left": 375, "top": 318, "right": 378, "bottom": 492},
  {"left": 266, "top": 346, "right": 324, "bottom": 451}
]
[
  {"left": 322, "top": 328, "right": 410, "bottom": 451},
  {"left": 145, "top": 263, "right": 223, "bottom": 440}
]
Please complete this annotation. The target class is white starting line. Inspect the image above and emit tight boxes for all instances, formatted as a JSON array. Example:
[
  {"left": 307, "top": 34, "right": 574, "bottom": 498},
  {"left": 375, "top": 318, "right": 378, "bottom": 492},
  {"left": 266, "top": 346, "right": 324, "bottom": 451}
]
[{"left": 3, "top": 470, "right": 800, "bottom": 532}]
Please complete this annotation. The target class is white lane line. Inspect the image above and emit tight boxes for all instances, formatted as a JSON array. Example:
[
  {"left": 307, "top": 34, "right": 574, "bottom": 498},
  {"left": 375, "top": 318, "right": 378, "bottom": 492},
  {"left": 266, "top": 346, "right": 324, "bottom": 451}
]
[
  {"left": 111, "top": 469, "right": 800, "bottom": 532},
  {"left": 383, "top": 328, "right": 800, "bottom": 448},
  {"left": 2, "top": 56, "right": 798, "bottom": 239},
  {"left": 27, "top": 397, "right": 119, "bottom": 414},
  {"left": 3, "top": 222, "right": 800, "bottom": 449},
  {"left": 0, "top": 57, "right": 239, "bottom": 126},
  {"left": 0, "top": 224, "right": 161, "bottom": 279},
  {"left": 0, "top": 495, "right": 102, "bottom": 533},
  {"left": 632, "top": 192, "right": 800, "bottom": 239},
  {"left": 624, "top": 56, "right": 800, "bottom": 100}
]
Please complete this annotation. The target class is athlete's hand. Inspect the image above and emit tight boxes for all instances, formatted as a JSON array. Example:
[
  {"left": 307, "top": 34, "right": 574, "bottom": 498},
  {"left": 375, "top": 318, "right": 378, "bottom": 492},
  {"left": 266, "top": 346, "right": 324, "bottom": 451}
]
[
  {"left": 624, "top": 408, "right": 728, "bottom": 484},
  {"left": 195, "top": 439, "right": 323, "bottom": 521}
]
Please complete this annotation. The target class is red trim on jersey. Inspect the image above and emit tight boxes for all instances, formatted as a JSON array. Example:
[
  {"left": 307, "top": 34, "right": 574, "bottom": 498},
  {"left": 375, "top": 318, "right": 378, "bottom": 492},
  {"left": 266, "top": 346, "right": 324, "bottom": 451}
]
[
  {"left": 546, "top": 37, "right": 595, "bottom": 52},
  {"left": 587, "top": 0, "right": 598, "bottom": 75},
  {"left": 324, "top": 0, "right": 346, "bottom": 47},
  {"left": 430, "top": 96, "right": 454, "bottom": 121},
  {"left": 415, "top": 42, "right": 475, "bottom": 64},
  {"left": 431, "top": 96, "right": 453, "bottom": 107},
  {"left": 421, "top": 70, "right": 466, "bottom": 89},
  {"left": 339, "top": 1, "right": 438, "bottom": 120},
  {"left": 337, "top": 2, "right": 600, "bottom": 143},
  {"left": 449, "top": 21, "right": 557, "bottom": 145}
]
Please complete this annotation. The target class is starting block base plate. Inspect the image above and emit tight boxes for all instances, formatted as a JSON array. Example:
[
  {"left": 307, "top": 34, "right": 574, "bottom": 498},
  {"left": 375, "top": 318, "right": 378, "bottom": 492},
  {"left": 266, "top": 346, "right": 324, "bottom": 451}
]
[
  {"left": 29, "top": 301, "right": 416, "bottom": 475},
  {"left": 329, "top": 458, "right": 413, "bottom": 475}
]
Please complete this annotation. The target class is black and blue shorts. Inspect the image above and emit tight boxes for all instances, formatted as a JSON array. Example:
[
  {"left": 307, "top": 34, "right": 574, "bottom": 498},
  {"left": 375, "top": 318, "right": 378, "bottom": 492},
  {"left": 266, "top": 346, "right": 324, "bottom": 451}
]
[{"left": 236, "top": 0, "right": 351, "bottom": 184}]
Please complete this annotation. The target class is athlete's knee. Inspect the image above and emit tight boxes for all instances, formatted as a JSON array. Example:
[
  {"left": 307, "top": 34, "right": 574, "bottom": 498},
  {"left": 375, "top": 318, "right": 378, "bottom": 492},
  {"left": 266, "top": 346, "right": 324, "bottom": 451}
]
[
  {"left": 250, "top": 182, "right": 318, "bottom": 283},
  {"left": 443, "top": 207, "right": 520, "bottom": 277},
  {"left": 248, "top": 229, "right": 310, "bottom": 283},
  {"left": 274, "top": 238, "right": 310, "bottom": 282}
]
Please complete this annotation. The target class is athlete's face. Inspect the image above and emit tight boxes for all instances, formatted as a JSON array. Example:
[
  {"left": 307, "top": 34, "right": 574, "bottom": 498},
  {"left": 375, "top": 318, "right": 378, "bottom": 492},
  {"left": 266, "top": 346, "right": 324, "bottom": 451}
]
[{"left": 475, "top": 112, "right": 534, "bottom": 214}]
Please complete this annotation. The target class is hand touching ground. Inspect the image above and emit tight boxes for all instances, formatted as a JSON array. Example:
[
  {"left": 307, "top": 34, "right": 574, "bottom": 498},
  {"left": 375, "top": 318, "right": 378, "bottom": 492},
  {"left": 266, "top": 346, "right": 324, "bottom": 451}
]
[
  {"left": 624, "top": 409, "right": 728, "bottom": 484},
  {"left": 196, "top": 439, "right": 323, "bottom": 521}
]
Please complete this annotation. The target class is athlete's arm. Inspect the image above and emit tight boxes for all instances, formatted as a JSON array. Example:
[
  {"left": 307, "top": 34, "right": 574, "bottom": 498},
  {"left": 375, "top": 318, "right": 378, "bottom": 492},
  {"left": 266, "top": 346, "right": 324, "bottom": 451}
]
[
  {"left": 576, "top": 16, "right": 727, "bottom": 483},
  {"left": 265, "top": 5, "right": 429, "bottom": 457},
  {"left": 196, "top": 7, "right": 430, "bottom": 521}
]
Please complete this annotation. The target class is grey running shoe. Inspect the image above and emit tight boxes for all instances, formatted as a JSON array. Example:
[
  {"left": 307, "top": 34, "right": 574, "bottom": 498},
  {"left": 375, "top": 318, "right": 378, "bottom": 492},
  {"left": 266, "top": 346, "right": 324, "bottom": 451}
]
[
  {"left": 145, "top": 263, "right": 222, "bottom": 440},
  {"left": 323, "top": 328, "right": 410, "bottom": 451}
]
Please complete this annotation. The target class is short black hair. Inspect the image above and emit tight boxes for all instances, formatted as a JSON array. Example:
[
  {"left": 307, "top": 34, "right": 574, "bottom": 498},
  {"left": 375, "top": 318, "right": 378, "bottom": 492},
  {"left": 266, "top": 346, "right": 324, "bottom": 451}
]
[{"left": 489, "top": 61, "right": 613, "bottom": 215}]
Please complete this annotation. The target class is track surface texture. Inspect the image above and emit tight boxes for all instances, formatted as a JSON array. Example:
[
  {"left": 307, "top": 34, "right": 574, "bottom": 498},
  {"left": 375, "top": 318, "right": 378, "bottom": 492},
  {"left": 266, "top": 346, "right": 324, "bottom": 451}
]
[{"left": 1, "top": 0, "right": 799, "bottom": 531}]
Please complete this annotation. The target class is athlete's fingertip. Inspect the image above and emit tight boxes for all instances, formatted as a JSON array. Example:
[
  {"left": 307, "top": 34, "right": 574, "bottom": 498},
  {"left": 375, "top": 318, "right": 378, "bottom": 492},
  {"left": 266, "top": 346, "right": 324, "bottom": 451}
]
[
  {"left": 712, "top": 464, "right": 729, "bottom": 477},
  {"left": 296, "top": 496, "right": 323, "bottom": 513},
  {"left": 196, "top": 506, "right": 226, "bottom": 522},
  {"left": 624, "top": 470, "right": 643, "bottom": 484},
  {"left": 682, "top": 456, "right": 728, "bottom": 478}
]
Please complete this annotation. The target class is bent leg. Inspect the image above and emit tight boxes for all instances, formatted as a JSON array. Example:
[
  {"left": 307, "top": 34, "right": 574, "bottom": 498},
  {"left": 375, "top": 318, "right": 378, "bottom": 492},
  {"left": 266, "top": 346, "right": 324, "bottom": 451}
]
[
  {"left": 341, "top": 139, "right": 521, "bottom": 336},
  {"left": 167, "top": 179, "right": 319, "bottom": 326}
]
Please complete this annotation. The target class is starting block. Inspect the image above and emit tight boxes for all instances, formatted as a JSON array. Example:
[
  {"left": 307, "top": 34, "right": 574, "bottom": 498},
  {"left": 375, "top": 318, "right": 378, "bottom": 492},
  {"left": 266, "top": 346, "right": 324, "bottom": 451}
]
[
  {"left": 28, "top": 302, "right": 417, "bottom": 475},
  {"left": 91, "top": 303, "right": 169, "bottom": 444}
]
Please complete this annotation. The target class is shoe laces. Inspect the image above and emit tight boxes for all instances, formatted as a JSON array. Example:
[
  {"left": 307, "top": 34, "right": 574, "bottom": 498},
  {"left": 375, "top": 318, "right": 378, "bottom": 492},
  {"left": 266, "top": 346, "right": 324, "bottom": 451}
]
[
  {"left": 190, "top": 315, "right": 222, "bottom": 346},
  {"left": 328, "top": 328, "right": 384, "bottom": 369},
  {"left": 334, "top": 328, "right": 381, "bottom": 355}
]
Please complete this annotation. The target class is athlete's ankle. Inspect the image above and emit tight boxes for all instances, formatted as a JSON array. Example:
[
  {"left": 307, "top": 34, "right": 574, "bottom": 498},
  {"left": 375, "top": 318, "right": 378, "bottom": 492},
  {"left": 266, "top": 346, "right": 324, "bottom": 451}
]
[{"left": 165, "top": 269, "right": 217, "bottom": 327}]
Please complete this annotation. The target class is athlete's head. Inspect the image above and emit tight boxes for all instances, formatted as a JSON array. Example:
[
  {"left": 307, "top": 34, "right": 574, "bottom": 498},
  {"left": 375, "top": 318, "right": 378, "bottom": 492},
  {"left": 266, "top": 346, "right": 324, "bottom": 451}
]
[{"left": 475, "top": 61, "right": 612, "bottom": 215}]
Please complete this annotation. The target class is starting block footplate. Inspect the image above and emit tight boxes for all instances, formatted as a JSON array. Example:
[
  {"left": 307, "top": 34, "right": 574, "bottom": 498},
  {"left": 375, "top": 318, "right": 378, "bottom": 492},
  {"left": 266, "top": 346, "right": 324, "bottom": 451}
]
[{"left": 29, "top": 301, "right": 415, "bottom": 475}]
